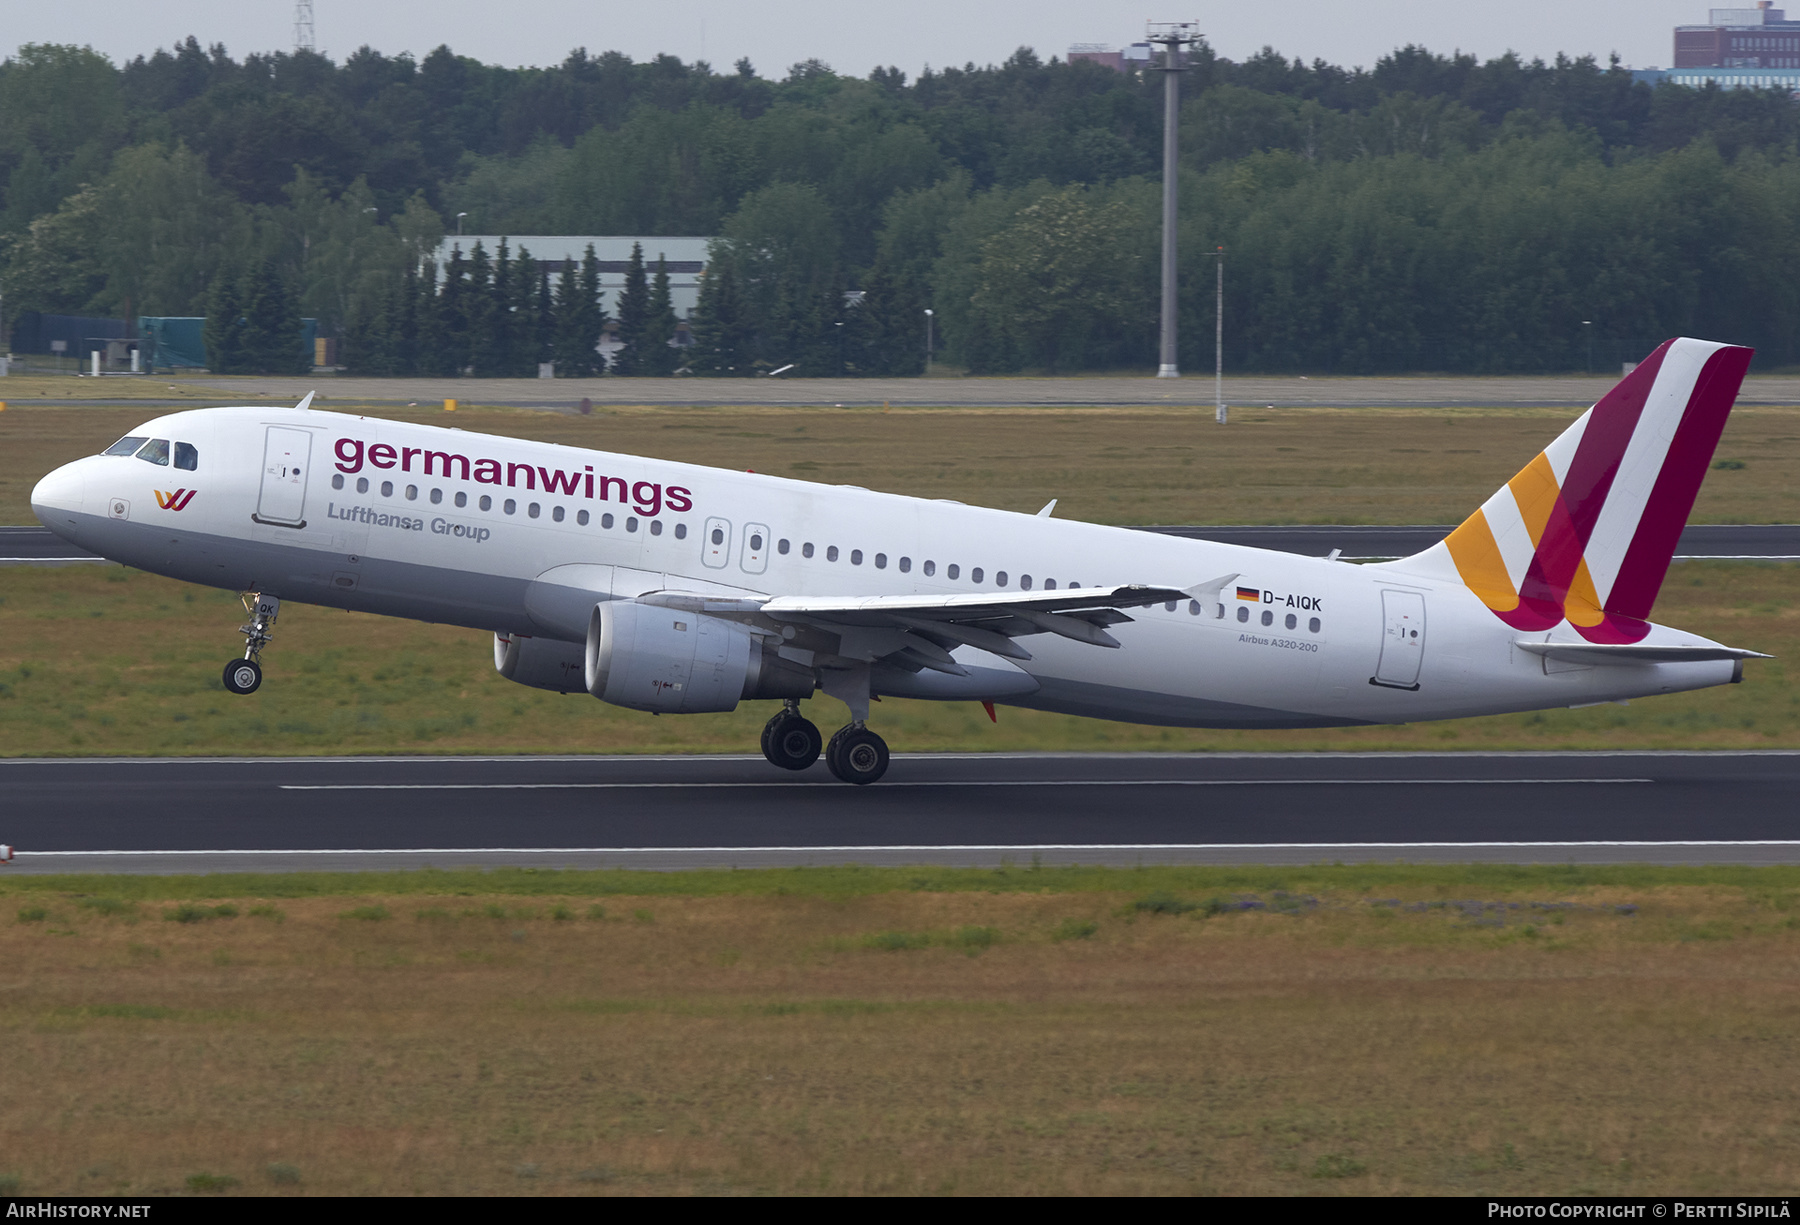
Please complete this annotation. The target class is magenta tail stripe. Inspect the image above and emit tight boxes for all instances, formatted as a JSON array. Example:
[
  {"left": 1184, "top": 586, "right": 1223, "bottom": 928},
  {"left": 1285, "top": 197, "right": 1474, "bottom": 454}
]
[{"left": 1607, "top": 345, "right": 1753, "bottom": 621}]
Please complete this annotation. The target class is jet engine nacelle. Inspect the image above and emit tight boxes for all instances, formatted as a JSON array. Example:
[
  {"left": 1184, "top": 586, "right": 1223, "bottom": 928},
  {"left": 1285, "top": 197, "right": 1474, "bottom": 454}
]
[
  {"left": 585, "top": 599, "right": 812, "bottom": 714},
  {"left": 494, "top": 632, "right": 587, "bottom": 694}
]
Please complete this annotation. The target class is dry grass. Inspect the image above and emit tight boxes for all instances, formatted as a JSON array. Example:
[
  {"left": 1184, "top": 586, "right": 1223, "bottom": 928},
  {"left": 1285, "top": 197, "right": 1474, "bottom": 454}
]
[
  {"left": 3, "top": 869, "right": 1798, "bottom": 1195},
  {"left": 0, "top": 560, "right": 1792, "bottom": 756},
  {"left": 4, "top": 400, "right": 1798, "bottom": 528}
]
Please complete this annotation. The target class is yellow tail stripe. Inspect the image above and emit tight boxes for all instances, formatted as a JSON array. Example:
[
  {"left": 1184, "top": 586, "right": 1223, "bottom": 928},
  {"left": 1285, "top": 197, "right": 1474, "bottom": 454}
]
[
  {"left": 1507, "top": 451, "right": 1560, "bottom": 547},
  {"left": 1445, "top": 509, "right": 1519, "bottom": 612}
]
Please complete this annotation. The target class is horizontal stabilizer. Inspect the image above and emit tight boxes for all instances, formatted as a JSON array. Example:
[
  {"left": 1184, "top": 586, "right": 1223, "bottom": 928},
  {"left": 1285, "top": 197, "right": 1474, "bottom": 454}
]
[{"left": 1514, "top": 641, "right": 1771, "bottom": 666}]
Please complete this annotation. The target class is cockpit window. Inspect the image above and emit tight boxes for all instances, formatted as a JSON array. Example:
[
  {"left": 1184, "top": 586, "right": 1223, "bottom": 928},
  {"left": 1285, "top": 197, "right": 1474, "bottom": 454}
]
[
  {"left": 174, "top": 442, "right": 198, "bottom": 471},
  {"left": 135, "top": 438, "right": 171, "bottom": 466},
  {"left": 104, "top": 436, "right": 149, "bottom": 457}
]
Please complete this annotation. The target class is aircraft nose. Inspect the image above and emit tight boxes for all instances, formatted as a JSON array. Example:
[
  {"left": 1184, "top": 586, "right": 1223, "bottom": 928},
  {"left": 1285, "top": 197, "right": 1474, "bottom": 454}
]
[{"left": 32, "top": 460, "right": 88, "bottom": 528}]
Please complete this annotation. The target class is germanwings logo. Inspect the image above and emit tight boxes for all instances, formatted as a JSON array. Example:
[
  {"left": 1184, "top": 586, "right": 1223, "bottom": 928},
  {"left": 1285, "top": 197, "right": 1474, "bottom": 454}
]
[
  {"left": 1442, "top": 339, "right": 1751, "bottom": 645},
  {"left": 154, "top": 489, "right": 197, "bottom": 511}
]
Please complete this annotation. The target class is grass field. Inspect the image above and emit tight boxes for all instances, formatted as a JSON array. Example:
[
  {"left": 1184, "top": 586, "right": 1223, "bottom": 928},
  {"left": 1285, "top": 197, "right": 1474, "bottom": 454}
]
[
  {"left": 0, "top": 560, "right": 1793, "bottom": 755},
  {"left": 3, "top": 865, "right": 1797, "bottom": 1196},
  {"left": 4, "top": 399, "right": 1798, "bottom": 527}
]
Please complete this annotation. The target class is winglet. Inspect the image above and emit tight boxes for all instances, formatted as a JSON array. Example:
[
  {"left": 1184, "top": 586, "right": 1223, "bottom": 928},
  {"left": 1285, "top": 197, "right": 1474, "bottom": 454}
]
[
  {"left": 1183, "top": 572, "right": 1240, "bottom": 601},
  {"left": 1036, "top": 499, "right": 1057, "bottom": 518},
  {"left": 295, "top": 391, "right": 316, "bottom": 412}
]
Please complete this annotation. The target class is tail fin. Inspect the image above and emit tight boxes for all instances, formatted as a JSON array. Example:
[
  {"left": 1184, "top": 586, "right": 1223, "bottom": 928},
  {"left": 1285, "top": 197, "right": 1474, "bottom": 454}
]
[{"left": 1400, "top": 338, "right": 1752, "bottom": 643}]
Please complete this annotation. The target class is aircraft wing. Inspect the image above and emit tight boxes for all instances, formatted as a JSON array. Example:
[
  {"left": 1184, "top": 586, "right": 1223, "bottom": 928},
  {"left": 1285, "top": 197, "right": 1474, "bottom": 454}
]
[{"left": 636, "top": 583, "right": 1196, "bottom": 673}]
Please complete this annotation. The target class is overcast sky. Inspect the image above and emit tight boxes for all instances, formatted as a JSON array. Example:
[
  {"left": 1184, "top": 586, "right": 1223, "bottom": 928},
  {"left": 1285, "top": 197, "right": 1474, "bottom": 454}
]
[{"left": 6, "top": 1, "right": 1718, "bottom": 77}]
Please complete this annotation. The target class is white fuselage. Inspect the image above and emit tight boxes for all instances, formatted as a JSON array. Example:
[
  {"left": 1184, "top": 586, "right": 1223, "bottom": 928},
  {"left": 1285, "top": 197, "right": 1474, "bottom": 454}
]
[{"left": 31, "top": 406, "right": 1741, "bottom": 727}]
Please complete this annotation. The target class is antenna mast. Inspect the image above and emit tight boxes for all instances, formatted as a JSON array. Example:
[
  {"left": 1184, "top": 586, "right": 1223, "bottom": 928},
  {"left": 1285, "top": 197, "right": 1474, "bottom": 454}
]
[{"left": 294, "top": 0, "right": 316, "bottom": 54}]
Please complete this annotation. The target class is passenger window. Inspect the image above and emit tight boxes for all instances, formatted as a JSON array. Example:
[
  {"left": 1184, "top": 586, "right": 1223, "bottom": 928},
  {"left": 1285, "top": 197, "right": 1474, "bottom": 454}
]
[
  {"left": 923, "top": 560, "right": 935, "bottom": 576},
  {"left": 406, "top": 485, "right": 419, "bottom": 501},
  {"left": 1165, "top": 601, "right": 1177, "bottom": 612},
  {"left": 104, "top": 436, "right": 149, "bottom": 457},
  {"left": 827, "top": 546, "right": 838, "bottom": 562},
  {"left": 899, "top": 557, "right": 911, "bottom": 573},
  {"left": 948, "top": 564, "right": 960, "bottom": 580},
  {"left": 1261, "top": 610, "right": 1274, "bottom": 626},
  {"left": 503, "top": 498, "right": 515, "bottom": 514},
  {"left": 455, "top": 492, "right": 467, "bottom": 508},
  {"left": 850, "top": 550, "right": 863, "bottom": 565},
  {"left": 430, "top": 488, "right": 443, "bottom": 504},
  {"left": 554, "top": 506, "right": 567, "bottom": 523},
  {"left": 649, "top": 518, "right": 661, "bottom": 534},
  {"left": 174, "top": 442, "right": 199, "bottom": 470},
  {"left": 873, "top": 553, "right": 886, "bottom": 569},
  {"left": 1044, "top": 579, "right": 1056, "bottom": 589},
  {"left": 136, "top": 439, "right": 171, "bottom": 466},
  {"left": 971, "top": 568, "right": 984, "bottom": 583},
  {"left": 1309, "top": 616, "right": 1321, "bottom": 633},
  {"left": 1021, "top": 575, "right": 1032, "bottom": 590},
  {"left": 332, "top": 474, "right": 344, "bottom": 490},
  {"left": 711, "top": 527, "right": 724, "bottom": 545},
  {"left": 1188, "top": 601, "right": 1200, "bottom": 616},
  {"left": 803, "top": 543, "right": 815, "bottom": 558},
  {"left": 1237, "top": 606, "right": 1250, "bottom": 623},
  {"left": 358, "top": 477, "right": 370, "bottom": 494},
  {"left": 527, "top": 502, "right": 539, "bottom": 518},
  {"left": 996, "top": 571, "right": 1008, "bottom": 587},
  {"left": 778, "top": 539, "right": 790, "bottom": 555},
  {"left": 1285, "top": 613, "right": 1297, "bottom": 629},
  {"left": 602, "top": 513, "right": 614, "bottom": 529},
  {"left": 381, "top": 481, "right": 394, "bottom": 497},
  {"left": 750, "top": 532, "right": 764, "bottom": 551},
  {"left": 674, "top": 523, "right": 687, "bottom": 539},
  {"left": 626, "top": 517, "right": 638, "bottom": 532},
  {"left": 577, "top": 509, "right": 589, "bottom": 526},
  {"left": 479, "top": 495, "right": 492, "bottom": 511}
]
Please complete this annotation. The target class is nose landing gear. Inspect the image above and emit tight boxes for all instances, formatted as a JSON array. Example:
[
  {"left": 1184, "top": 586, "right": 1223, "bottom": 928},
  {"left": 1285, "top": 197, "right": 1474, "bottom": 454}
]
[
  {"left": 760, "top": 702, "right": 822, "bottom": 771},
  {"left": 223, "top": 594, "right": 280, "bottom": 696}
]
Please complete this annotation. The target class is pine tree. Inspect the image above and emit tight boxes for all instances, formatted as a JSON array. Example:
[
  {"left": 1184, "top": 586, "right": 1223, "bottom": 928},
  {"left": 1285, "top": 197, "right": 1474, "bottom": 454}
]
[
  {"left": 203, "top": 271, "right": 246, "bottom": 374},
  {"left": 237, "top": 259, "right": 306, "bottom": 374},
  {"left": 553, "top": 245, "right": 604, "bottom": 376},
  {"left": 612, "top": 241, "right": 648, "bottom": 375},
  {"left": 469, "top": 240, "right": 508, "bottom": 376},
  {"left": 850, "top": 264, "right": 925, "bottom": 376},
  {"left": 394, "top": 260, "right": 420, "bottom": 376},
  {"left": 433, "top": 246, "right": 470, "bottom": 376},
  {"left": 533, "top": 264, "right": 554, "bottom": 375},
  {"left": 641, "top": 254, "right": 679, "bottom": 375}
]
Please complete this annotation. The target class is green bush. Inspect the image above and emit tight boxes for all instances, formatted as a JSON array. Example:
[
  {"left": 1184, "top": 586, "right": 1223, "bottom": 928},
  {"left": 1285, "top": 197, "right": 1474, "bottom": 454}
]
[
  {"left": 340, "top": 905, "right": 390, "bottom": 921},
  {"left": 1053, "top": 918, "right": 1099, "bottom": 941},
  {"left": 185, "top": 1172, "right": 238, "bottom": 1192}
]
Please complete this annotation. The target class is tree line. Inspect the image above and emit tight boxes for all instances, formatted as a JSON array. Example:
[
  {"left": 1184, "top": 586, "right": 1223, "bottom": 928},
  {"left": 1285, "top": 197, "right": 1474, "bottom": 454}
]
[{"left": 5, "top": 37, "right": 1800, "bottom": 373}]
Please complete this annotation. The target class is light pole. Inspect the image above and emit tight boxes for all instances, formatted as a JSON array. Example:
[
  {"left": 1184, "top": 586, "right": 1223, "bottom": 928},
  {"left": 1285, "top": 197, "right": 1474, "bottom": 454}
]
[
  {"left": 1149, "top": 20, "right": 1200, "bottom": 380},
  {"left": 924, "top": 308, "right": 934, "bottom": 375},
  {"left": 1213, "top": 246, "right": 1225, "bottom": 424},
  {"left": 456, "top": 212, "right": 468, "bottom": 237},
  {"left": 1582, "top": 319, "right": 1593, "bottom": 374}
]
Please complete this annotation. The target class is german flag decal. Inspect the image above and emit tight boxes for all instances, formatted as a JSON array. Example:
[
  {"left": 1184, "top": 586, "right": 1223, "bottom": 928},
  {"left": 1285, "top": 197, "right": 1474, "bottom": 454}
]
[{"left": 1235, "top": 585, "right": 1261, "bottom": 602}]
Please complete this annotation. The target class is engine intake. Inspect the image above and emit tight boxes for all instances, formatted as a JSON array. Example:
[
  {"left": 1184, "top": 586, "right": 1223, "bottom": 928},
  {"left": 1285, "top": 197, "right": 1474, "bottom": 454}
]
[{"left": 585, "top": 599, "right": 811, "bottom": 713}]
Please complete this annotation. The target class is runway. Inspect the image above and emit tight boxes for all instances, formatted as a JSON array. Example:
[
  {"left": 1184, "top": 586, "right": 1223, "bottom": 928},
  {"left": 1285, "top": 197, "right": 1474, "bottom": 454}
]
[
  {"left": 7, "top": 523, "right": 1798, "bottom": 564},
  {"left": 4, "top": 751, "right": 1798, "bottom": 873}
]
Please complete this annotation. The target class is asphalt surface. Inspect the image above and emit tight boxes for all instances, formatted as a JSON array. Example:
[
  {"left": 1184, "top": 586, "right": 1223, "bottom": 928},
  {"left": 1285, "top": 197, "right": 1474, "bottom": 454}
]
[
  {"left": 4, "top": 752, "right": 1798, "bottom": 873},
  {"left": 6, "top": 523, "right": 1799, "bottom": 565}
]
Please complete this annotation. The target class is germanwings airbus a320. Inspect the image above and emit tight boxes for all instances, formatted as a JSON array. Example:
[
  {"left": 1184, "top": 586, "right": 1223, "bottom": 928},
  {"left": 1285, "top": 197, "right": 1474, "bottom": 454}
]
[{"left": 31, "top": 338, "right": 1769, "bottom": 784}]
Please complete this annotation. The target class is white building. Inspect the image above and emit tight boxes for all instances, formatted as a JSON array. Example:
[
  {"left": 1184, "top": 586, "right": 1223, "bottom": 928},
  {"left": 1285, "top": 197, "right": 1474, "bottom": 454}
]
[{"left": 433, "top": 236, "right": 712, "bottom": 318}]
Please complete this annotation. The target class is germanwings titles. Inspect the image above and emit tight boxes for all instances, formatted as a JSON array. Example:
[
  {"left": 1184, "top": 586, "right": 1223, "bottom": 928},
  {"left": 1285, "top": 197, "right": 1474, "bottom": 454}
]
[{"left": 32, "top": 340, "right": 1769, "bottom": 784}]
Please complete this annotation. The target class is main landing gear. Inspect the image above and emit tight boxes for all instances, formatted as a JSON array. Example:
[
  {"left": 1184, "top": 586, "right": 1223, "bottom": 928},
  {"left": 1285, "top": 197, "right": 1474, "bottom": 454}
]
[
  {"left": 758, "top": 702, "right": 890, "bottom": 785},
  {"left": 761, "top": 702, "right": 822, "bottom": 771},
  {"left": 222, "top": 594, "right": 280, "bottom": 696}
]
